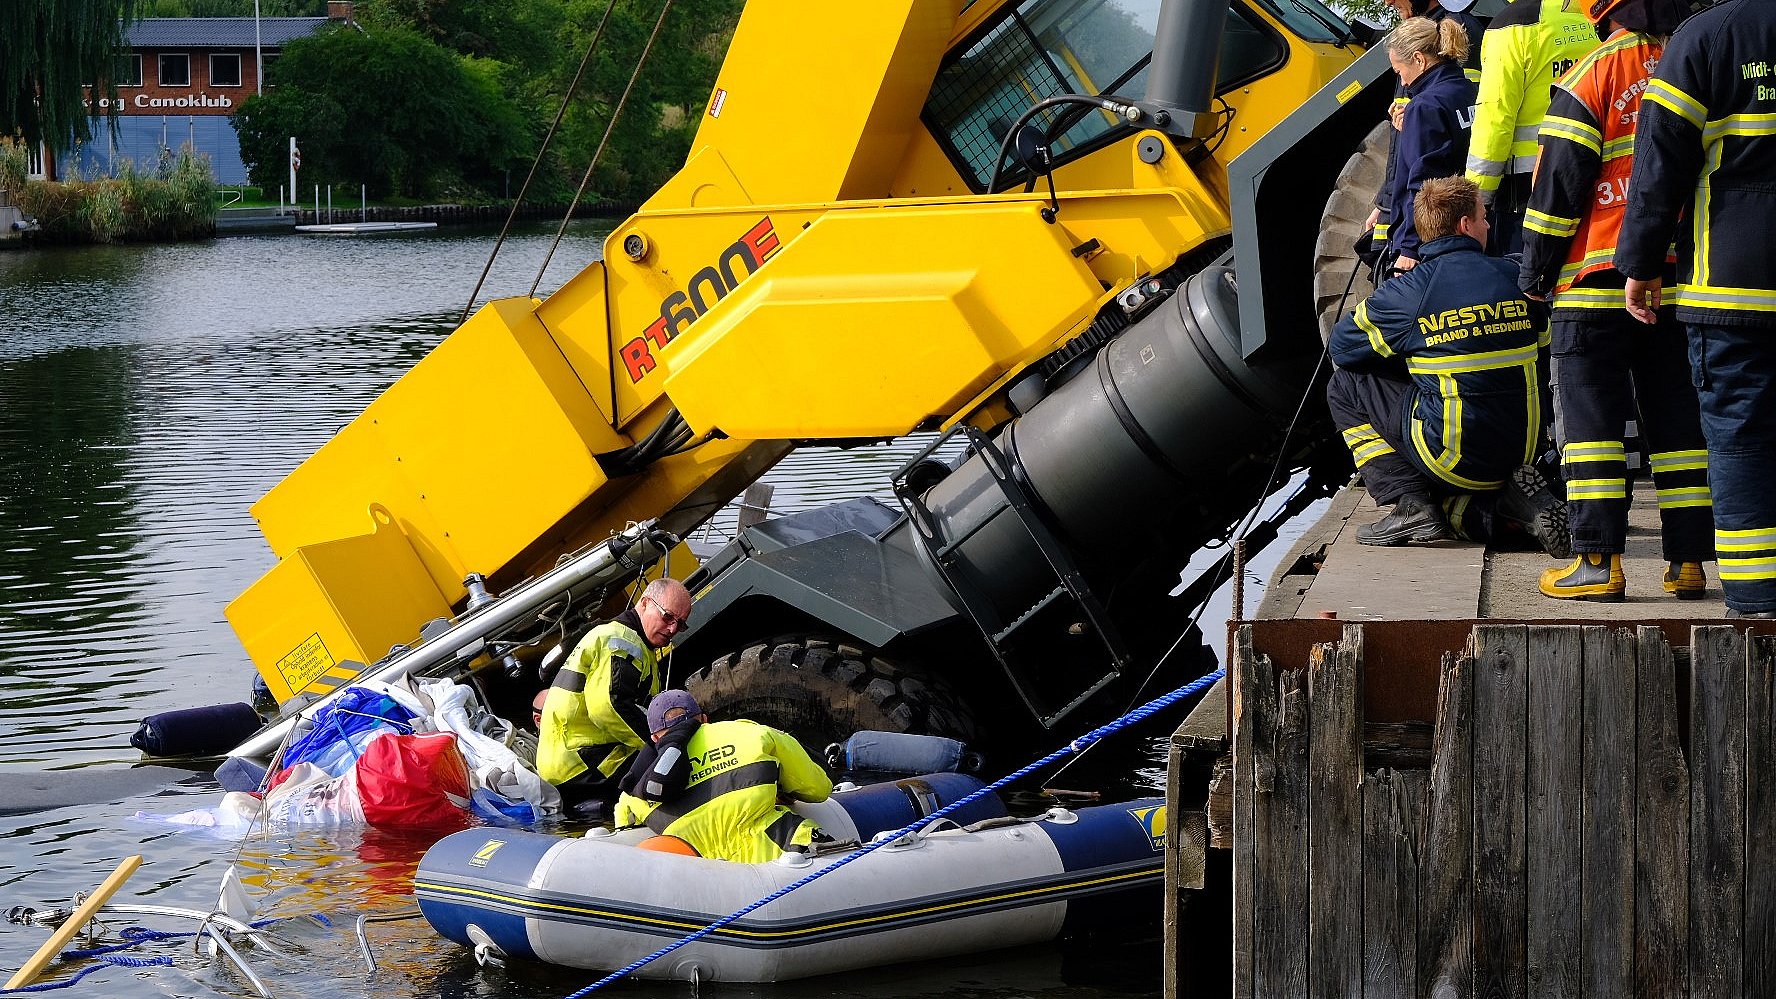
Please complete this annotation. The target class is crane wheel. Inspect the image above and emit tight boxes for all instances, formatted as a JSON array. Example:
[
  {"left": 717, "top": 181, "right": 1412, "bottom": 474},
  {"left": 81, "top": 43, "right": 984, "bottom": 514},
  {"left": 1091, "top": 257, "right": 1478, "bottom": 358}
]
[
  {"left": 685, "top": 636, "right": 979, "bottom": 753},
  {"left": 1313, "top": 120, "right": 1391, "bottom": 342}
]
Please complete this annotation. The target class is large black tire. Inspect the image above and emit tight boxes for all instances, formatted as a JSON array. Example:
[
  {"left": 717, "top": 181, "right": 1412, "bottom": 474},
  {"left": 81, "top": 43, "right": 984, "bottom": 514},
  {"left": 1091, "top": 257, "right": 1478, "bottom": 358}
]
[
  {"left": 685, "top": 636, "right": 979, "bottom": 753},
  {"left": 1313, "top": 120, "right": 1392, "bottom": 341}
]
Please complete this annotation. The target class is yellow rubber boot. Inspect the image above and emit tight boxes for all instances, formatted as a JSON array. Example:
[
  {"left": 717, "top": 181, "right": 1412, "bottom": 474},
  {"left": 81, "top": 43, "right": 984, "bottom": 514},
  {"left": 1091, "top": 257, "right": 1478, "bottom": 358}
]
[
  {"left": 1540, "top": 553, "right": 1626, "bottom": 602},
  {"left": 1662, "top": 561, "right": 1706, "bottom": 600}
]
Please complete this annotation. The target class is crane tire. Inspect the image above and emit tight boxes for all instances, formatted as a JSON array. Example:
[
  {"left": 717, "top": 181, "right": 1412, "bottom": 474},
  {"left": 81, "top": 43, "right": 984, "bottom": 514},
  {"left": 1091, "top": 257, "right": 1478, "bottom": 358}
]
[
  {"left": 1313, "top": 119, "right": 1391, "bottom": 342},
  {"left": 685, "top": 636, "right": 979, "bottom": 752}
]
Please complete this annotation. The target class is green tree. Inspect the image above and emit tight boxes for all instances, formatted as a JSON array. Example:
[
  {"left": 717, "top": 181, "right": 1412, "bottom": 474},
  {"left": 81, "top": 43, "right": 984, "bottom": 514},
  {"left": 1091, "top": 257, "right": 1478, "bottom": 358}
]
[
  {"left": 231, "top": 24, "right": 531, "bottom": 196},
  {"left": 1, "top": 0, "right": 139, "bottom": 149}
]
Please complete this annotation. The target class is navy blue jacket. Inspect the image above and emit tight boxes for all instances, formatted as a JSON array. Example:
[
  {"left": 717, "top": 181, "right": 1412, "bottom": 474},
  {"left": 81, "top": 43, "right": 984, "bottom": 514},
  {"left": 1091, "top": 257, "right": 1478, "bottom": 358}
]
[
  {"left": 1386, "top": 59, "right": 1477, "bottom": 261},
  {"left": 1332, "top": 235, "right": 1549, "bottom": 490},
  {"left": 1616, "top": 0, "right": 1776, "bottom": 327}
]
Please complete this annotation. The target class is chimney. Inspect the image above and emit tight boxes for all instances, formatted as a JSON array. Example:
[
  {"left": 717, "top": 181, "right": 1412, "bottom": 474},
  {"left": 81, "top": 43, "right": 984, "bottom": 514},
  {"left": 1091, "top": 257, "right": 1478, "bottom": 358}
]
[{"left": 326, "top": 1, "right": 354, "bottom": 21}]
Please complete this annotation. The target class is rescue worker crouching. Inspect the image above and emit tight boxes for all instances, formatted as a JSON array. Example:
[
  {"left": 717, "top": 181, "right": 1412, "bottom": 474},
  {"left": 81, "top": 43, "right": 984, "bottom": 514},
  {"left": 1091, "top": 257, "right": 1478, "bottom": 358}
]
[
  {"left": 1519, "top": 0, "right": 1711, "bottom": 602},
  {"left": 536, "top": 578, "right": 694, "bottom": 818},
  {"left": 1327, "top": 175, "right": 1570, "bottom": 556},
  {"left": 616, "top": 689, "right": 834, "bottom": 863}
]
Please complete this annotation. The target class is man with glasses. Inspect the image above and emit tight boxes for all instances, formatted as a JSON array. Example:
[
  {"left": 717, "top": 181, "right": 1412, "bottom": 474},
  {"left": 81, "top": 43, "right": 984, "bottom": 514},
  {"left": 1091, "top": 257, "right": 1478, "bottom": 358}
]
[{"left": 537, "top": 577, "right": 695, "bottom": 817}]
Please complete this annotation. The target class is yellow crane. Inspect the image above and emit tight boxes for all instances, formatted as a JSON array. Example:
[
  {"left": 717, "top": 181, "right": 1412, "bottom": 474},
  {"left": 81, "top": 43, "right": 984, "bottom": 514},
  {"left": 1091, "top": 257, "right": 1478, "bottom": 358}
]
[{"left": 226, "top": 0, "right": 1396, "bottom": 758}]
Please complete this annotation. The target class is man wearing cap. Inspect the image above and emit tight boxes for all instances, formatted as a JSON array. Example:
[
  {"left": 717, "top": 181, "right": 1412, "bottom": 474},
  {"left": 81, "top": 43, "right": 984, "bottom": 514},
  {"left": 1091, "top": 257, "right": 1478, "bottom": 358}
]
[
  {"left": 536, "top": 577, "right": 694, "bottom": 813},
  {"left": 615, "top": 690, "right": 834, "bottom": 863}
]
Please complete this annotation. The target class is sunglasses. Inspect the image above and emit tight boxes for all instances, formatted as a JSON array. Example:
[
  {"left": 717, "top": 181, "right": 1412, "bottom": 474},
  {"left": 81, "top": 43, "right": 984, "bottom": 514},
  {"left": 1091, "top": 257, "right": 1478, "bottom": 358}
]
[{"left": 649, "top": 597, "right": 690, "bottom": 631}]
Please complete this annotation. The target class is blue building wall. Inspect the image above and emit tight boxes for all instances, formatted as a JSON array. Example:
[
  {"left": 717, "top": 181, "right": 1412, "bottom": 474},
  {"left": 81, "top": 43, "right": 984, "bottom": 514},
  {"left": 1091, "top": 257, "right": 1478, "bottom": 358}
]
[{"left": 63, "top": 115, "right": 250, "bottom": 187}]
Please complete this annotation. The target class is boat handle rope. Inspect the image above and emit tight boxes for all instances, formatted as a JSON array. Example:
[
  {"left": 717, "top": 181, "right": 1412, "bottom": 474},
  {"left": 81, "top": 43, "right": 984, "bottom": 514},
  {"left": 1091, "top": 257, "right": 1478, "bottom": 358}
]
[{"left": 561, "top": 664, "right": 1227, "bottom": 997}]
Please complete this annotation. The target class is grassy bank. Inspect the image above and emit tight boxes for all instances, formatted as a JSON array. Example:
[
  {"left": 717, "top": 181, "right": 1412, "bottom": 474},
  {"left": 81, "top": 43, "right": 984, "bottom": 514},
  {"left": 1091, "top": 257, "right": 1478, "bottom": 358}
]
[{"left": 0, "top": 141, "right": 218, "bottom": 244}]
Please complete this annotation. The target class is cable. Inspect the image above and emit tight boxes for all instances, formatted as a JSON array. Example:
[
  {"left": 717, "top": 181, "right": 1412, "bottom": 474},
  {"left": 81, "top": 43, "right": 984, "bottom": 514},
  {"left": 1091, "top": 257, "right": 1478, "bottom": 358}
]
[
  {"left": 459, "top": 0, "right": 618, "bottom": 324},
  {"left": 530, "top": 0, "right": 676, "bottom": 299}
]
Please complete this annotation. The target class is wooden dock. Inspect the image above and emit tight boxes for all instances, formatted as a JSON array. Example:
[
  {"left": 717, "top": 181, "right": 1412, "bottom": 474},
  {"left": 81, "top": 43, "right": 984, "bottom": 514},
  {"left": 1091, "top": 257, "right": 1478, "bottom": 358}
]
[{"left": 1163, "top": 485, "right": 1774, "bottom": 998}]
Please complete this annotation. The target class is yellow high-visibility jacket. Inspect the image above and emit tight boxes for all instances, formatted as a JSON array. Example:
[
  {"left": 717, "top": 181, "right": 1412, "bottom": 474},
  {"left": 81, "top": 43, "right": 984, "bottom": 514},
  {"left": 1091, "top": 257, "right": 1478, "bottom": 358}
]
[
  {"left": 1466, "top": 0, "right": 1597, "bottom": 197},
  {"left": 537, "top": 615, "right": 660, "bottom": 786},
  {"left": 616, "top": 719, "right": 834, "bottom": 863}
]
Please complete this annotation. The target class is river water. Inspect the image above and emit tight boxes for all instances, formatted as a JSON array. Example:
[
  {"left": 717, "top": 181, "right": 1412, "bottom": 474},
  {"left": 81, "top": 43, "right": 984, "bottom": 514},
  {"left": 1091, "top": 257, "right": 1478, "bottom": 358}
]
[{"left": 0, "top": 223, "right": 1299, "bottom": 998}]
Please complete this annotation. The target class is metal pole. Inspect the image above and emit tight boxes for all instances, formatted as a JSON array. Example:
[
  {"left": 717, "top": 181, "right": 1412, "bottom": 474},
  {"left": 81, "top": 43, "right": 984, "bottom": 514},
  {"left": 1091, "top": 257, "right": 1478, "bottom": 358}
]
[
  {"left": 253, "top": 0, "right": 263, "bottom": 96},
  {"left": 313, "top": 183, "right": 318, "bottom": 220},
  {"left": 288, "top": 136, "right": 296, "bottom": 211},
  {"left": 361, "top": 183, "right": 366, "bottom": 221}
]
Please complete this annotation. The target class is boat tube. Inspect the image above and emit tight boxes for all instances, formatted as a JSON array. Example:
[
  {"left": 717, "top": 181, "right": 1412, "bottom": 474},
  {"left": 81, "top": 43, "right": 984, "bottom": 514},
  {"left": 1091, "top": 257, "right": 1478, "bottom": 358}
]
[{"left": 414, "top": 782, "right": 1165, "bottom": 982}]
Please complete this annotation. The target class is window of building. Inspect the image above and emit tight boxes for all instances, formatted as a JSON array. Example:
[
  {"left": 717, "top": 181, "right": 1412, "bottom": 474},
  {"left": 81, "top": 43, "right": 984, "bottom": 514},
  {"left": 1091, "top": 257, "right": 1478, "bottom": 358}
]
[
  {"left": 159, "top": 53, "right": 190, "bottom": 87},
  {"left": 117, "top": 54, "right": 143, "bottom": 87},
  {"left": 210, "top": 53, "right": 242, "bottom": 87},
  {"left": 924, "top": 0, "right": 1286, "bottom": 192},
  {"left": 26, "top": 144, "right": 45, "bottom": 179}
]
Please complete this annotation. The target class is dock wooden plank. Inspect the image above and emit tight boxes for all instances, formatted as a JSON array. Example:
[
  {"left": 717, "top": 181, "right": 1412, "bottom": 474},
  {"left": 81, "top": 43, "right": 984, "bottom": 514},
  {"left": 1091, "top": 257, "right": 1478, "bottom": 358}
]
[
  {"left": 1232, "top": 625, "right": 1272, "bottom": 999},
  {"left": 1635, "top": 626, "right": 1688, "bottom": 999},
  {"left": 1690, "top": 626, "right": 1746, "bottom": 999},
  {"left": 1419, "top": 648, "right": 1473, "bottom": 998},
  {"left": 1254, "top": 664, "right": 1311, "bottom": 997},
  {"left": 1525, "top": 625, "right": 1582, "bottom": 999},
  {"left": 1363, "top": 768, "right": 1425, "bottom": 999},
  {"left": 1307, "top": 627, "right": 1363, "bottom": 999},
  {"left": 1748, "top": 634, "right": 1776, "bottom": 997},
  {"left": 1581, "top": 626, "right": 1635, "bottom": 997},
  {"left": 1473, "top": 625, "right": 1528, "bottom": 999}
]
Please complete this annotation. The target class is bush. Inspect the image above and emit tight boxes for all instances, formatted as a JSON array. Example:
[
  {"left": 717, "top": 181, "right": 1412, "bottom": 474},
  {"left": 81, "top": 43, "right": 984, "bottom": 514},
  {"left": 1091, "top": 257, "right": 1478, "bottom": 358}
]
[{"left": 17, "top": 145, "right": 218, "bottom": 243}]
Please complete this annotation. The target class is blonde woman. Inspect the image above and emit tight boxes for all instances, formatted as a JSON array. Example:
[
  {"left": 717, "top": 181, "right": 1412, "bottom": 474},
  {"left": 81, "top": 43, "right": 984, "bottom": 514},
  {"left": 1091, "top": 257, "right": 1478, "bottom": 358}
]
[{"left": 1383, "top": 17, "right": 1476, "bottom": 271}]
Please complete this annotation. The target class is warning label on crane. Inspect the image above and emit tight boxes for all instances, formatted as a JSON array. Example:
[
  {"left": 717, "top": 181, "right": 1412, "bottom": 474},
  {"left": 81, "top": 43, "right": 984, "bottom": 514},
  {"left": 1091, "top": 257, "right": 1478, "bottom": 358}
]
[
  {"left": 708, "top": 88, "right": 728, "bottom": 119},
  {"left": 276, "top": 632, "right": 333, "bottom": 695}
]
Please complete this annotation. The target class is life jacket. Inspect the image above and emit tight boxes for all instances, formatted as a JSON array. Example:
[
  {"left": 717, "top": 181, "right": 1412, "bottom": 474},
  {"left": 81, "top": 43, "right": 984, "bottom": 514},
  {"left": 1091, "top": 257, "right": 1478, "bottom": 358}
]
[{"left": 615, "top": 719, "right": 834, "bottom": 864}]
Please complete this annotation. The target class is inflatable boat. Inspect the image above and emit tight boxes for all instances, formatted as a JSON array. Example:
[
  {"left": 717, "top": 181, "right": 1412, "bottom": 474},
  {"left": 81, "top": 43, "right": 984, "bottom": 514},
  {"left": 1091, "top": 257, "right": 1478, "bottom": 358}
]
[{"left": 414, "top": 775, "right": 1166, "bottom": 982}]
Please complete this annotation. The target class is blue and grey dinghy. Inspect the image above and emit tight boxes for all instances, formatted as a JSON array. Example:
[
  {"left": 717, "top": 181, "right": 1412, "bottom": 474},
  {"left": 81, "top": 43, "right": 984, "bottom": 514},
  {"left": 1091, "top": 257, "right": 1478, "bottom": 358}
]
[{"left": 414, "top": 773, "right": 1167, "bottom": 983}]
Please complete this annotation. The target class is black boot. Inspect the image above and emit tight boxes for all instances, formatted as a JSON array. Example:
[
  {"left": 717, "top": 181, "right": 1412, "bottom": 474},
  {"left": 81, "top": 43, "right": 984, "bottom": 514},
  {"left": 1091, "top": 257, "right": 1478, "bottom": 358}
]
[
  {"left": 1358, "top": 493, "right": 1453, "bottom": 546},
  {"left": 1497, "top": 464, "right": 1571, "bottom": 559}
]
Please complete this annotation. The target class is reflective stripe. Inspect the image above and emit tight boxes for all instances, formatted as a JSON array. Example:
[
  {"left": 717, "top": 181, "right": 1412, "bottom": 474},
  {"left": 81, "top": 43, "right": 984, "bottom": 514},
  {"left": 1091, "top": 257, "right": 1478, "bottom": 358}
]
[
  {"left": 1601, "top": 134, "right": 1634, "bottom": 161},
  {"left": 1355, "top": 301, "right": 1392, "bottom": 358},
  {"left": 1562, "top": 30, "right": 1641, "bottom": 84},
  {"left": 1552, "top": 286, "right": 1628, "bottom": 309},
  {"left": 1374, "top": 222, "right": 1391, "bottom": 238},
  {"left": 1649, "top": 449, "right": 1708, "bottom": 473},
  {"left": 1566, "top": 477, "right": 1627, "bottom": 500},
  {"left": 607, "top": 636, "right": 648, "bottom": 663},
  {"left": 1645, "top": 78, "right": 1705, "bottom": 130},
  {"left": 1703, "top": 112, "right": 1776, "bottom": 143},
  {"left": 1464, "top": 67, "right": 1482, "bottom": 84},
  {"left": 1466, "top": 154, "right": 1506, "bottom": 178},
  {"left": 1410, "top": 416, "right": 1506, "bottom": 491},
  {"left": 1525, "top": 207, "right": 1580, "bottom": 238},
  {"left": 1718, "top": 527, "right": 1776, "bottom": 551},
  {"left": 1558, "top": 247, "right": 1616, "bottom": 282},
  {"left": 1720, "top": 556, "right": 1776, "bottom": 581},
  {"left": 1656, "top": 486, "right": 1713, "bottom": 509},
  {"left": 1510, "top": 152, "right": 1539, "bottom": 173},
  {"left": 1406, "top": 343, "right": 1538, "bottom": 376},
  {"left": 1563, "top": 440, "right": 1625, "bottom": 464},
  {"left": 1342, "top": 423, "right": 1381, "bottom": 445},
  {"left": 1540, "top": 115, "right": 1602, "bottom": 153},
  {"left": 1671, "top": 287, "right": 1776, "bottom": 313},
  {"left": 1353, "top": 439, "right": 1397, "bottom": 468},
  {"left": 1514, "top": 123, "right": 1540, "bottom": 143},
  {"left": 553, "top": 667, "right": 589, "bottom": 693}
]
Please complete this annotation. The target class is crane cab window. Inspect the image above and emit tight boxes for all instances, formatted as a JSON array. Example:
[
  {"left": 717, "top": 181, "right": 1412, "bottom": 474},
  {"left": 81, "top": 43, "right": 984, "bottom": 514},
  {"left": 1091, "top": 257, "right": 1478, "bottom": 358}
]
[{"left": 925, "top": 0, "right": 1287, "bottom": 192}]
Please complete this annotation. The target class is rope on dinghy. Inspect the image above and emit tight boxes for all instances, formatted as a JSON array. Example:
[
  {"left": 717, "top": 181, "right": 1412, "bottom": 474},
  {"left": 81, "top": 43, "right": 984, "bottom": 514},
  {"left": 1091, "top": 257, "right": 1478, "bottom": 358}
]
[{"left": 560, "top": 664, "right": 1226, "bottom": 997}]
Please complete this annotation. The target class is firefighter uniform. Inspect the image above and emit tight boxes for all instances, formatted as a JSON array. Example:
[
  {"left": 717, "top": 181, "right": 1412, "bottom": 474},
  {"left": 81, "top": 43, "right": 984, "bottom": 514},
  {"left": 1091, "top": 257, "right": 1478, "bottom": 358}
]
[
  {"left": 1329, "top": 232, "right": 1549, "bottom": 502},
  {"left": 615, "top": 719, "right": 834, "bottom": 863},
  {"left": 1466, "top": 0, "right": 1597, "bottom": 253},
  {"left": 1616, "top": 0, "right": 1776, "bottom": 614},
  {"left": 1383, "top": 58, "right": 1478, "bottom": 264},
  {"left": 1375, "top": 4, "right": 1484, "bottom": 249},
  {"left": 1520, "top": 25, "right": 1712, "bottom": 598},
  {"left": 536, "top": 611, "right": 662, "bottom": 797}
]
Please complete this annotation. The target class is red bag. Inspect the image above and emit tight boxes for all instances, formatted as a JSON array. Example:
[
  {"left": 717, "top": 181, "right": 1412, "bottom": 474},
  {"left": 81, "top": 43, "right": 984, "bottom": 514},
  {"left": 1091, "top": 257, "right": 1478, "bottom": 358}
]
[{"left": 352, "top": 731, "right": 473, "bottom": 830}]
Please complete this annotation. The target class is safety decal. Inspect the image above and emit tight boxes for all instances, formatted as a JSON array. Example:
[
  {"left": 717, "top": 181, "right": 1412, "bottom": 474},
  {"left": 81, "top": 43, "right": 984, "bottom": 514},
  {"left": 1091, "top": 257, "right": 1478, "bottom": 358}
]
[
  {"left": 1336, "top": 80, "right": 1363, "bottom": 105},
  {"left": 469, "top": 839, "right": 507, "bottom": 868},
  {"left": 276, "top": 633, "right": 335, "bottom": 696},
  {"left": 709, "top": 87, "right": 728, "bottom": 119},
  {"left": 1127, "top": 804, "right": 1167, "bottom": 851}
]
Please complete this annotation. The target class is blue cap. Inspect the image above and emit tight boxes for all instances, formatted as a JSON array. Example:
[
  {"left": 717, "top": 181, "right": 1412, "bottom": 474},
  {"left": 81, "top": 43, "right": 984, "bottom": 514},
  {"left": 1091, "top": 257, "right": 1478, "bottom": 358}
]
[{"left": 646, "top": 689, "right": 701, "bottom": 733}]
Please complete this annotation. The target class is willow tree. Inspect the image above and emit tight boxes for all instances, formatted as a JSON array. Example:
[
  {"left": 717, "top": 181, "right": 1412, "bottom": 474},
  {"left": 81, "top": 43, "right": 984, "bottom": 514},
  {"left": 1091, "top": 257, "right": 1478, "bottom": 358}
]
[{"left": 0, "top": 1, "right": 138, "bottom": 149}]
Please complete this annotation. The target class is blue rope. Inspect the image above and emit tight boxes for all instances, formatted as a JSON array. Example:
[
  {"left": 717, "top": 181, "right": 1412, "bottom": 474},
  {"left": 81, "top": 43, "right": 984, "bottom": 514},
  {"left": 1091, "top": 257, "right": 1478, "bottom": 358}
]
[
  {"left": 562, "top": 666, "right": 1227, "bottom": 997},
  {"left": 0, "top": 954, "right": 174, "bottom": 994}
]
